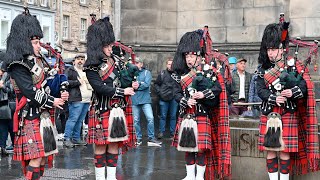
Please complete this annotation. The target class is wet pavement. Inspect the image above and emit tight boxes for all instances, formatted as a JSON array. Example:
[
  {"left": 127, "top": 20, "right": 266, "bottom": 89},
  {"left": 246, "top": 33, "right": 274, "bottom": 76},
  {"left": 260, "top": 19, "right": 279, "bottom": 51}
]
[{"left": 0, "top": 138, "right": 186, "bottom": 180}]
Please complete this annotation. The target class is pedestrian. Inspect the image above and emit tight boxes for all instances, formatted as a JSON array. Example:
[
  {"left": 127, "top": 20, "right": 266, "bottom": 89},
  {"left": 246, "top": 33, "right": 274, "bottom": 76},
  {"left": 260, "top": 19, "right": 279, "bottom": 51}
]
[
  {"left": 63, "top": 54, "right": 92, "bottom": 147},
  {"left": 257, "top": 22, "right": 320, "bottom": 179},
  {"left": 154, "top": 57, "right": 179, "bottom": 139},
  {"left": 171, "top": 30, "right": 231, "bottom": 180},
  {"left": 3, "top": 8, "right": 68, "bottom": 179},
  {"left": 132, "top": 57, "right": 162, "bottom": 146},
  {"left": 84, "top": 17, "right": 136, "bottom": 180}
]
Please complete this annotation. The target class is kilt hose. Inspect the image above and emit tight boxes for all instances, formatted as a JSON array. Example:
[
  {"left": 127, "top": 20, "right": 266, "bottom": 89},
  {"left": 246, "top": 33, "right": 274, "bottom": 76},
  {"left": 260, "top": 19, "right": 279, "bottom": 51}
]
[
  {"left": 259, "top": 106, "right": 299, "bottom": 152},
  {"left": 172, "top": 107, "right": 213, "bottom": 151},
  {"left": 87, "top": 96, "right": 136, "bottom": 152}
]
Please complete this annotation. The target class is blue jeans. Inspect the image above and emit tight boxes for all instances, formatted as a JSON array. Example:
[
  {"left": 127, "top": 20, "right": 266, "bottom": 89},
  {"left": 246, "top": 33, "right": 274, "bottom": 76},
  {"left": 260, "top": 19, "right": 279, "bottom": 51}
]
[
  {"left": 64, "top": 102, "right": 90, "bottom": 141},
  {"left": 133, "top": 104, "right": 155, "bottom": 140},
  {"left": 159, "top": 99, "right": 178, "bottom": 135}
]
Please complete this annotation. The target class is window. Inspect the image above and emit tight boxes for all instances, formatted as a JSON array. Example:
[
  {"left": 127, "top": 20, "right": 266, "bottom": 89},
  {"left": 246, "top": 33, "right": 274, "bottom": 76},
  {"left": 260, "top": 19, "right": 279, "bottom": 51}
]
[
  {"left": 0, "top": 20, "right": 9, "bottom": 47},
  {"left": 80, "top": 18, "right": 87, "bottom": 41},
  {"left": 27, "top": 0, "right": 34, "bottom": 4},
  {"left": 80, "top": 0, "right": 86, "bottom": 4},
  {"left": 13, "top": 0, "right": 21, "bottom": 2},
  {"left": 40, "top": 0, "right": 48, "bottom": 7},
  {"left": 43, "top": 26, "right": 50, "bottom": 43},
  {"left": 62, "top": 15, "right": 69, "bottom": 39}
]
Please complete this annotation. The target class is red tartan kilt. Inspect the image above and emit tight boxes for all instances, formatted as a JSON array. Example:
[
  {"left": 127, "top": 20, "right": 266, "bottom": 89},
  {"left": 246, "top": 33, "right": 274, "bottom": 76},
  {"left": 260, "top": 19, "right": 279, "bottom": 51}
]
[
  {"left": 172, "top": 107, "right": 213, "bottom": 151},
  {"left": 13, "top": 118, "right": 46, "bottom": 161},
  {"left": 87, "top": 96, "right": 136, "bottom": 148},
  {"left": 259, "top": 108, "right": 299, "bottom": 152}
]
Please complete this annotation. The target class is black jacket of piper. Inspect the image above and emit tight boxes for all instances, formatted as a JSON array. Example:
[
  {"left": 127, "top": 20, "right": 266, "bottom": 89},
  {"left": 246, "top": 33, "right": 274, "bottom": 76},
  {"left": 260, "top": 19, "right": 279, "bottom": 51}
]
[
  {"left": 172, "top": 73, "right": 222, "bottom": 115},
  {"left": 8, "top": 57, "right": 55, "bottom": 120},
  {"left": 256, "top": 65, "right": 307, "bottom": 115},
  {"left": 85, "top": 58, "right": 125, "bottom": 114},
  {"left": 65, "top": 66, "right": 82, "bottom": 103}
]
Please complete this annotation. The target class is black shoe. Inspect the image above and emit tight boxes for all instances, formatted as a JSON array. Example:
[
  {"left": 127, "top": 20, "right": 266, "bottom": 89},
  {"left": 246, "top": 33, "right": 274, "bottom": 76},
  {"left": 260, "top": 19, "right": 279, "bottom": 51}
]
[
  {"left": 0, "top": 147, "right": 9, "bottom": 156},
  {"left": 72, "top": 139, "right": 87, "bottom": 146},
  {"left": 63, "top": 139, "right": 75, "bottom": 148}
]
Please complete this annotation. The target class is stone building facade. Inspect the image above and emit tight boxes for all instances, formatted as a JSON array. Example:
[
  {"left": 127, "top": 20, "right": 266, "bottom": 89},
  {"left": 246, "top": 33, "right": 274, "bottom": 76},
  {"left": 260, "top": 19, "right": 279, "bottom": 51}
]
[
  {"left": 54, "top": 0, "right": 112, "bottom": 59},
  {"left": 0, "top": 0, "right": 56, "bottom": 51},
  {"left": 119, "top": 0, "right": 320, "bottom": 77}
]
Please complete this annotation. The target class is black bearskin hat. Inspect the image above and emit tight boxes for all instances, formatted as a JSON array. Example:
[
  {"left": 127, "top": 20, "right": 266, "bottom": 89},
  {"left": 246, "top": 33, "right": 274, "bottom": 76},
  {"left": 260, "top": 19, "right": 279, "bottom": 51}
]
[
  {"left": 258, "top": 23, "right": 289, "bottom": 69},
  {"left": 4, "top": 11, "right": 43, "bottom": 70},
  {"left": 172, "top": 30, "right": 202, "bottom": 75},
  {"left": 84, "top": 17, "right": 115, "bottom": 67}
]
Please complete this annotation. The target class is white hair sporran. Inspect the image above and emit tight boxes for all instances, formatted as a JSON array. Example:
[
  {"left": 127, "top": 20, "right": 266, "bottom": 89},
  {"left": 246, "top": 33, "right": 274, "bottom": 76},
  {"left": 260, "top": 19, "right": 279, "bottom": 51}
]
[
  {"left": 108, "top": 104, "right": 128, "bottom": 142},
  {"left": 40, "top": 111, "right": 58, "bottom": 156},
  {"left": 177, "top": 114, "right": 198, "bottom": 152}
]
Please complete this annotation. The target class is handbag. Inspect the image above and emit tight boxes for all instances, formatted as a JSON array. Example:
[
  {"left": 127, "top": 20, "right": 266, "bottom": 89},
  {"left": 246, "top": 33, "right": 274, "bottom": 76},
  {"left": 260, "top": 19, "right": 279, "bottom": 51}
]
[{"left": 0, "top": 104, "right": 11, "bottom": 120}]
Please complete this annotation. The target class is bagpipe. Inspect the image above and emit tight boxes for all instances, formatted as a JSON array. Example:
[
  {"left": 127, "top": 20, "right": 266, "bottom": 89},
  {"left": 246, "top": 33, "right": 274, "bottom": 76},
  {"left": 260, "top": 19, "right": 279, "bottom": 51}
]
[
  {"left": 188, "top": 27, "right": 230, "bottom": 107},
  {"left": 112, "top": 42, "right": 139, "bottom": 88},
  {"left": 277, "top": 13, "right": 318, "bottom": 91},
  {"left": 263, "top": 13, "right": 319, "bottom": 150},
  {"left": 40, "top": 42, "right": 68, "bottom": 97}
]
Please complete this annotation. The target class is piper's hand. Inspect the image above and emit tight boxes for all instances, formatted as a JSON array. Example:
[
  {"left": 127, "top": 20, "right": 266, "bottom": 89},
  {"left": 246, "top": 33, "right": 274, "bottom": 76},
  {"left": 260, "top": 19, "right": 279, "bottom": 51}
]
[
  {"left": 132, "top": 81, "right": 139, "bottom": 90},
  {"left": 187, "top": 98, "right": 197, "bottom": 108},
  {"left": 61, "top": 91, "right": 69, "bottom": 101},
  {"left": 281, "top": 89, "right": 293, "bottom": 98},
  {"left": 53, "top": 98, "right": 65, "bottom": 109},
  {"left": 192, "top": 92, "right": 204, "bottom": 99},
  {"left": 247, "top": 106, "right": 252, "bottom": 111},
  {"left": 276, "top": 96, "right": 287, "bottom": 106},
  {"left": 124, "top": 87, "right": 135, "bottom": 96},
  {"left": 0, "top": 80, "right": 3, "bottom": 88}
]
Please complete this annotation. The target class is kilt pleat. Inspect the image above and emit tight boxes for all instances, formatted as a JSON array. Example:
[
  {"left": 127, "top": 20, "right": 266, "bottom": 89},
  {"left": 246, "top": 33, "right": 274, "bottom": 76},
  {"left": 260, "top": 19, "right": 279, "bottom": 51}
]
[{"left": 13, "top": 118, "right": 46, "bottom": 161}]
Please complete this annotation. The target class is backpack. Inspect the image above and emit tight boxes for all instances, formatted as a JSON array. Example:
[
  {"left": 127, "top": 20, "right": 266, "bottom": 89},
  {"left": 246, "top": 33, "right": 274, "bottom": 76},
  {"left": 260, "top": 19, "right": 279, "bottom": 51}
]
[{"left": 159, "top": 70, "right": 174, "bottom": 101}]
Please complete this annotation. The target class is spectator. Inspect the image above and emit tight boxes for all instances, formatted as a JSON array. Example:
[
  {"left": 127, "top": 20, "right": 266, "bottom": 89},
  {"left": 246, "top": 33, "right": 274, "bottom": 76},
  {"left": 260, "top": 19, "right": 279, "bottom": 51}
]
[
  {"left": 63, "top": 54, "right": 93, "bottom": 147},
  {"left": 132, "top": 57, "right": 162, "bottom": 147},
  {"left": 154, "top": 57, "right": 178, "bottom": 139},
  {"left": 228, "top": 57, "right": 237, "bottom": 73},
  {"left": 0, "top": 61, "right": 12, "bottom": 156},
  {"left": 246, "top": 67, "right": 262, "bottom": 118},
  {"left": 230, "top": 58, "right": 252, "bottom": 116}
]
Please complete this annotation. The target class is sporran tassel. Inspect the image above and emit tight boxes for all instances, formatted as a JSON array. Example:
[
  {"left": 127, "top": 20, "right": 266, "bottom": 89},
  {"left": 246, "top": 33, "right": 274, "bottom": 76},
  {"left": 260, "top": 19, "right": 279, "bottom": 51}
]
[
  {"left": 177, "top": 114, "right": 198, "bottom": 152},
  {"left": 40, "top": 111, "right": 58, "bottom": 156},
  {"left": 263, "top": 112, "right": 285, "bottom": 151},
  {"left": 108, "top": 105, "right": 128, "bottom": 142}
]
